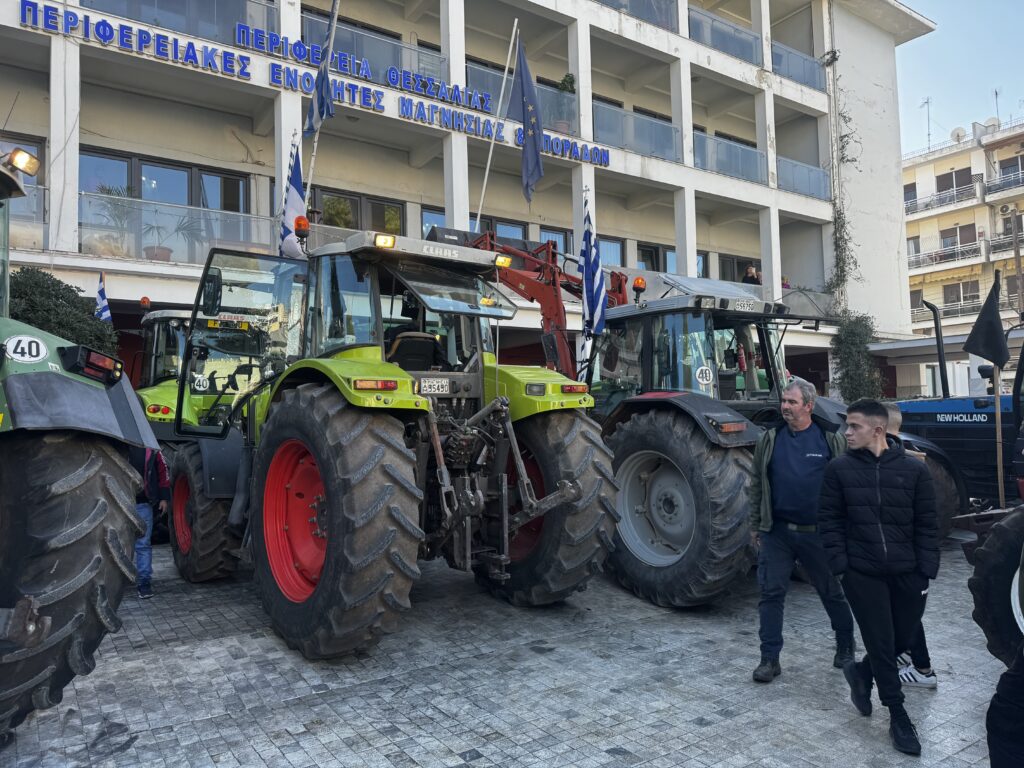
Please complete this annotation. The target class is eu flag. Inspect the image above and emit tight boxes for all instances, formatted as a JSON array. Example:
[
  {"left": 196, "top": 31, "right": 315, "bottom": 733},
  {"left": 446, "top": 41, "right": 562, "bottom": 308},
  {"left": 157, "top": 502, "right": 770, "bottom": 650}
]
[{"left": 509, "top": 40, "right": 544, "bottom": 202}]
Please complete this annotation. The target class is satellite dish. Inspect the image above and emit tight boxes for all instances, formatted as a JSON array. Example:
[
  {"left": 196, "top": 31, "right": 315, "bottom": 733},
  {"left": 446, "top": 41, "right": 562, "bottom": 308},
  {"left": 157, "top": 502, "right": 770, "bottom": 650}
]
[
  {"left": 984, "top": 117, "right": 1001, "bottom": 128},
  {"left": 950, "top": 127, "right": 967, "bottom": 142}
]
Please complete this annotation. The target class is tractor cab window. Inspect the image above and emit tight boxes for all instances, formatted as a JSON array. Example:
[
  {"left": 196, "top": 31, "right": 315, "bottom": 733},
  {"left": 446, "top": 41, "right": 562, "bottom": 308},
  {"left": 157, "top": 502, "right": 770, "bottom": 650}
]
[
  {"left": 307, "top": 254, "right": 374, "bottom": 357},
  {"left": 711, "top": 318, "right": 781, "bottom": 400},
  {"left": 188, "top": 320, "right": 265, "bottom": 396},
  {"left": 591, "top": 317, "right": 644, "bottom": 418},
  {"left": 650, "top": 312, "right": 715, "bottom": 396},
  {"left": 377, "top": 263, "right": 512, "bottom": 372},
  {"left": 141, "top": 318, "right": 186, "bottom": 388}
]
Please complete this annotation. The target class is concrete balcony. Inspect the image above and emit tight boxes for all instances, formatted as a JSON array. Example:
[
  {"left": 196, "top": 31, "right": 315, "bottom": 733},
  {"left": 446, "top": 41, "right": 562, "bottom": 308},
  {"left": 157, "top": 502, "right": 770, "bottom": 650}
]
[
  {"left": 904, "top": 184, "right": 977, "bottom": 217},
  {"left": 593, "top": 103, "right": 680, "bottom": 162},
  {"left": 592, "top": 0, "right": 679, "bottom": 33},
  {"left": 693, "top": 132, "right": 767, "bottom": 185},
  {"left": 907, "top": 242, "right": 982, "bottom": 272},
  {"left": 9, "top": 184, "right": 47, "bottom": 251},
  {"left": 688, "top": 7, "right": 761, "bottom": 67},
  {"left": 986, "top": 170, "right": 1024, "bottom": 196},
  {"left": 466, "top": 63, "right": 578, "bottom": 136},
  {"left": 81, "top": 0, "right": 276, "bottom": 46},
  {"left": 989, "top": 233, "right": 1022, "bottom": 257},
  {"left": 776, "top": 156, "right": 830, "bottom": 200},
  {"left": 771, "top": 41, "right": 826, "bottom": 92}
]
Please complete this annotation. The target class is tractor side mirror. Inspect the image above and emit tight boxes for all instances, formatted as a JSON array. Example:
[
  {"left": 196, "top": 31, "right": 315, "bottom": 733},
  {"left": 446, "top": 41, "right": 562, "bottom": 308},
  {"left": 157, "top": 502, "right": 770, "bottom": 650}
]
[{"left": 201, "top": 268, "right": 223, "bottom": 316}]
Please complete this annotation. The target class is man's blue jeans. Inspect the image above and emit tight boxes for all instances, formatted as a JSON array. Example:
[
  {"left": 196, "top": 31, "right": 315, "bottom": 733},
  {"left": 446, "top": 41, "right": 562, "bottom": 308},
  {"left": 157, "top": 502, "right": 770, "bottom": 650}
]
[
  {"left": 757, "top": 521, "right": 854, "bottom": 659},
  {"left": 135, "top": 502, "right": 153, "bottom": 585}
]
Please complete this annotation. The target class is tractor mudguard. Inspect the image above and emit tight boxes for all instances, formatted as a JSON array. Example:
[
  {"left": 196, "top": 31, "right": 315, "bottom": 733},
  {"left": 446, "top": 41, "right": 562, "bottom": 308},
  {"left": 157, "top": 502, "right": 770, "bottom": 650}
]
[
  {"left": 198, "top": 427, "right": 245, "bottom": 499},
  {"left": 483, "top": 357, "right": 594, "bottom": 421},
  {"left": 897, "top": 430, "right": 969, "bottom": 512},
  {"left": 602, "top": 391, "right": 760, "bottom": 448},
  {"left": 1, "top": 371, "right": 157, "bottom": 449}
]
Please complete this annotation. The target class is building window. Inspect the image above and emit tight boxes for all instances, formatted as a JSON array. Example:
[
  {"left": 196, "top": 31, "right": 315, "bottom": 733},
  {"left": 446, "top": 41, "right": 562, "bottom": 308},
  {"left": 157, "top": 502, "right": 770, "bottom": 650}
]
[
  {"left": 939, "top": 224, "right": 976, "bottom": 250},
  {"left": 906, "top": 236, "right": 920, "bottom": 256},
  {"left": 935, "top": 167, "right": 971, "bottom": 192},
  {"left": 597, "top": 237, "right": 623, "bottom": 267},
  {"left": 495, "top": 220, "right": 525, "bottom": 240},
  {"left": 540, "top": 227, "right": 572, "bottom": 255},
  {"left": 308, "top": 187, "right": 404, "bottom": 235},
  {"left": 715, "top": 131, "right": 757, "bottom": 149},
  {"left": 696, "top": 250, "right": 708, "bottom": 278},
  {"left": 1000, "top": 157, "right": 1024, "bottom": 177},
  {"left": 943, "top": 280, "right": 980, "bottom": 306},
  {"left": 1, "top": 133, "right": 44, "bottom": 185},
  {"left": 1001, "top": 213, "right": 1024, "bottom": 236},
  {"left": 422, "top": 206, "right": 445, "bottom": 238},
  {"left": 903, "top": 183, "right": 917, "bottom": 202},
  {"left": 910, "top": 289, "right": 923, "bottom": 309},
  {"left": 718, "top": 254, "right": 760, "bottom": 284}
]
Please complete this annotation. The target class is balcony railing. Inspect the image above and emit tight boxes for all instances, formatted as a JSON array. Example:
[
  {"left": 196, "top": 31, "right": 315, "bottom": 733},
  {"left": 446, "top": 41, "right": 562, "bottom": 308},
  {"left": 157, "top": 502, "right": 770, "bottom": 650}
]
[
  {"left": 688, "top": 7, "right": 761, "bottom": 66},
  {"left": 904, "top": 184, "right": 976, "bottom": 214},
  {"left": 776, "top": 156, "right": 830, "bottom": 199},
  {"left": 301, "top": 14, "right": 446, "bottom": 86},
  {"left": 465, "top": 63, "right": 578, "bottom": 133},
  {"left": 9, "top": 185, "right": 47, "bottom": 251},
  {"left": 80, "top": 0, "right": 276, "bottom": 47},
  {"left": 986, "top": 170, "right": 1024, "bottom": 195},
  {"left": 306, "top": 223, "right": 358, "bottom": 251},
  {"left": 989, "top": 234, "right": 1021, "bottom": 255},
  {"left": 907, "top": 242, "right": 981, "bottom": 270},
  {"left": 693, "top": 132, "right": 767, "bottom": 184},
  {"left": 79, "top": 193, "right": 274, "bottom": 264},
  {"left": 781, "top": 287, "right": 837, "bottom": 319},
  {"left": 593, "top": 103, "right": 680, "bottom": 161},
  {"left": 593, "top": 0, "right": 679, "bottom": 32},
  {"left": 771, "top": 41, "right": 825, "bottom": 91},
  {"left": 911, "top": 295, "right": 1016, "bottom": 322}
]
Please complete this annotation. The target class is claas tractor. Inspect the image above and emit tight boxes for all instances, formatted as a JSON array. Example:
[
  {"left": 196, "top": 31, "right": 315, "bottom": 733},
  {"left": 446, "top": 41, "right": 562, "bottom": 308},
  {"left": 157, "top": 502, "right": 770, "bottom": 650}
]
[{"left": 170, "top": 231, "right": 616, "bottom": 659}]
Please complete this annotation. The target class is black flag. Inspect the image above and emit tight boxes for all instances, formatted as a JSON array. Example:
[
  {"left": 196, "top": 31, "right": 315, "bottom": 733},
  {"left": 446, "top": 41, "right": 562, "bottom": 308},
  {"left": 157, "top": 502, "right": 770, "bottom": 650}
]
[{"left": 964, "top": 269, "right": 1010, "bottom": 367}]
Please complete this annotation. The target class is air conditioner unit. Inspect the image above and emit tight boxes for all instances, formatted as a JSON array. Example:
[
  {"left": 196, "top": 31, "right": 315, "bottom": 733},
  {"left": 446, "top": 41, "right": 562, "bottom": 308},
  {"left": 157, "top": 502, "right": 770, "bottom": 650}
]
[{"left": 999, "top": 203, "right": 1017, "bottom": 215}]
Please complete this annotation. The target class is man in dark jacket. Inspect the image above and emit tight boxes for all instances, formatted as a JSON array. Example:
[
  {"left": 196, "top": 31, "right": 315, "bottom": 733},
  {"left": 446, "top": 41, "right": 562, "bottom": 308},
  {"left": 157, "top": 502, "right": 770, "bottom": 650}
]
[
  {"left": 129, "top": 447, "right": 171, "bottom": 599},
  {"left": 819, "top": 399, "right": 939, "bottom": 756},
  {"left": 748, "top": 379, "right": 855, "bottom": 683}
]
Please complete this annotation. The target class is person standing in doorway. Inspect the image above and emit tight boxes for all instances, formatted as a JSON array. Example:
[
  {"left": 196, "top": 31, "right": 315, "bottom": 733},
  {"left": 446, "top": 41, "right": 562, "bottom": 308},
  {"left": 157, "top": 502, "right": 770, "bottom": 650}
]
[
  {"left": 129, "top": 446, "right": 171, "bottom": 599},
  {"left": 748, "top": 379, "right": 856, "bottom": 683},
  {"left": 819, "top": 399, "right": 939, "bottom": 756}
]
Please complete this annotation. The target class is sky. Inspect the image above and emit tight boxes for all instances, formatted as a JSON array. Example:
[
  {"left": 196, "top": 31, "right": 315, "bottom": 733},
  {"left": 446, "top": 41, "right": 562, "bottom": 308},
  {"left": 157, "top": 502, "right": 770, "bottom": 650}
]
[{"left": 896, "top": 0, "right": 1022, "bottom": 155}]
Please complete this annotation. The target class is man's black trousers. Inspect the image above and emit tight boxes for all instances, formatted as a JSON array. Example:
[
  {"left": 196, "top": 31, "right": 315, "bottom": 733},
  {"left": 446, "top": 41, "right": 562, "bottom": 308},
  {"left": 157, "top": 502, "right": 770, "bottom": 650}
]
[
  {"left": 841, "top": 568, "right": 929, "bottom": 707},
  {"left": 987, "top": 642, "right": 1024, "bottom": 768}
]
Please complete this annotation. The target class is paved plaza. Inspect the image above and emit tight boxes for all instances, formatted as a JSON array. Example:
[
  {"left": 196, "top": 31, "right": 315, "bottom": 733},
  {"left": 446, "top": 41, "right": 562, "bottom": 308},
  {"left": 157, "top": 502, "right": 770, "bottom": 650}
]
[{"left": 2, "top": 535, "right": 1001, "bottom": 768}]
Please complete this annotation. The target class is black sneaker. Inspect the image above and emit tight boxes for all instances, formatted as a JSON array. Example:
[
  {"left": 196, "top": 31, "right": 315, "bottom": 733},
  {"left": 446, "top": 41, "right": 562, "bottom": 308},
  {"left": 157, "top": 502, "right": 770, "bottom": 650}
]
[
  {"left": 752, "top": 657, "right": 781, "bottom": 683},
  {"left": 889, "top": 710, "right": 921, "bottom": 755},
  {"left": 842, "top": 660, "right": 872, "bottom": 716},
  {"left": 138, "top": 581, "right": 153, "bottom": 599},
  {"left": 833, "top": 636, "right": 856, "bottom": 669}
]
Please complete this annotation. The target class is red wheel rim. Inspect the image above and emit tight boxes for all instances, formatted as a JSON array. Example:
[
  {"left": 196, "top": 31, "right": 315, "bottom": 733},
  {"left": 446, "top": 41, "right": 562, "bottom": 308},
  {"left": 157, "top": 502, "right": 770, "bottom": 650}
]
[
  {"left": 509, "top": 446, "right": 546, "bottom": 562},
  {"left": 263, "top": 439, "right": 327, "bottom": 603},
  {"left": 172, "top": 474, "right": 192, "bottom": 554}
]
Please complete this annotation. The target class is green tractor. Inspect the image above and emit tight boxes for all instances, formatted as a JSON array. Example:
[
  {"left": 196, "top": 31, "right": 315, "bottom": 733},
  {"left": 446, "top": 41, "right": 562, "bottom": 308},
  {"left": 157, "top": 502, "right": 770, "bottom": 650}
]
[
  {"left": 0, "top": 149, "right": 156, "bottom": 739},
  {"left": 172, "top": 231, "right": 616, "bottom": 658}
]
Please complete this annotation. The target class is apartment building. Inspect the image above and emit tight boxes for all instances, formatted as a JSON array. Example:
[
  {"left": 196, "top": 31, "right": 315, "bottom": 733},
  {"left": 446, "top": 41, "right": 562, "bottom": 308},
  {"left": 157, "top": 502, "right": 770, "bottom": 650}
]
[
  {"left": 1, "top": 0, "right": 929, "bottom": 388},
  {"left": 886, "top": 118, "right": 1024, "bottom": 397}
]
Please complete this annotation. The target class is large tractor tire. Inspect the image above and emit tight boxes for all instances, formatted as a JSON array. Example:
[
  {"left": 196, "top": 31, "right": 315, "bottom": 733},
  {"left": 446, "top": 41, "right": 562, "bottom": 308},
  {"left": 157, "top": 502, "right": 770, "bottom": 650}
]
[
  {"left": 0, "top": 432, "right": 143, "bottom": 739},
  {"left": 168, "top": 442, "right": 238, "bottom": 582},
  {"left": 251, "top": 384, "right": 423, "bottom": 660},
  {"left": 605, "top": 410, "right": 754, "bottom": 607},
  {"left": 969, "top": 508, "right": 1024, "bottom": 666},
  {"left": 925, "top": 456, "right": 959, "bottom": 539},
  {"left": 476, "top": 410, "right": 617, "bottom": 606}
]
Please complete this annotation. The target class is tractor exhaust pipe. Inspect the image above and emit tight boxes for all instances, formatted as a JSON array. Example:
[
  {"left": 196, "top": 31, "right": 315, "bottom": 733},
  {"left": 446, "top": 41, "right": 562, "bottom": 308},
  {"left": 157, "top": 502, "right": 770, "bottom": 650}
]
[{"left": 923, "top": 300, "right": 950, "bottom": 399}]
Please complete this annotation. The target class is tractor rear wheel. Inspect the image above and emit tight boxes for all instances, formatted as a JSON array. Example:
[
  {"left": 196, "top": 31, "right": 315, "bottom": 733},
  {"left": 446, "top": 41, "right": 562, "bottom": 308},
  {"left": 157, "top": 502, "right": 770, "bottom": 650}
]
[
  {"left": 0, "top": 432, "right": 143, "bottom": 739},
  {"left": 606, "top": 410, "right": 754, "bottom": 607},
  {"left": 168, "top": 442, "right": 238, "bottom": 582},
  {"left": 969, "top": 508, "right": 1024, "bottom": 666},
  {"left": 251, "top": 384, "right": 423, "bottom": 659},
  {"left": 476, "top": 410, "right": 616, "bottom": 606},
  {"left": 924, "top": 457, "right": 959, "bottom": 539}
]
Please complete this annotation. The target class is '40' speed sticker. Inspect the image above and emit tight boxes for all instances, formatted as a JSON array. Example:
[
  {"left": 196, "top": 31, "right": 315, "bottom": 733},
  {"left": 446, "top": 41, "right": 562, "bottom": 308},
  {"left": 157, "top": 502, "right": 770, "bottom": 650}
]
[{"left": 3, "top": 335, "right": 49, "bottom": 363}]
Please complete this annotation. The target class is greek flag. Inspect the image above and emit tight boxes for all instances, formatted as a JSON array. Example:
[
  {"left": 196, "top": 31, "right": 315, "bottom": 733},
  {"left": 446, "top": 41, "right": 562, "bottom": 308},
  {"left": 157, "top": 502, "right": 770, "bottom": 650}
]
[
  {"left": 94, "top": 272, "right": 112, "bottom": 323},
  {"left": 581, "top": 198, "right": 605, "bottom": 338},
  {"left": 279, "top": 142, "right": 305, "bottom": 259},
  {"left": 304, "top": 0, "right": 339, "bottom": 136}
]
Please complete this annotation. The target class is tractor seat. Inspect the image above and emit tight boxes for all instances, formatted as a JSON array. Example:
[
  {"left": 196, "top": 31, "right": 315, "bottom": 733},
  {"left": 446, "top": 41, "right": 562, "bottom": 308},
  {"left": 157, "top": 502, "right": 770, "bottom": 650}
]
[{"left": 387, "top": 332, "right": 447, "bottom": 371}]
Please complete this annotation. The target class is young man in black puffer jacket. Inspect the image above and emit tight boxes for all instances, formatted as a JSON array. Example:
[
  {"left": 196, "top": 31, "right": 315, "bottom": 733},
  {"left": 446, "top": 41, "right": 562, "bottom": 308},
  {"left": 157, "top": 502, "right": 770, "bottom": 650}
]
[{"left": 819, "top": 399, "right": 939, "bottom": 756}]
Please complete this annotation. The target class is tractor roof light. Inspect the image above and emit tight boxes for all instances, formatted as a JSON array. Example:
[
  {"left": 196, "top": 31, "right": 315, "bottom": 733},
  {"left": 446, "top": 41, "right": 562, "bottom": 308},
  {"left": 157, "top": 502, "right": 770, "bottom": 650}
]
[
  {"left": 374, "top": 233, "right": 396, "bottom": 249},
  {"left": 632, "top": 276, "right": 647, "bottom": 304},
  {"left": 525, "top": 383, "right": 547, "bottom": 396},
  {"left": 293, "top": 215, "right": 310, "bottom": 239},
  {"left": 3, "top": 147, "right": 40, "bottom": 177}
]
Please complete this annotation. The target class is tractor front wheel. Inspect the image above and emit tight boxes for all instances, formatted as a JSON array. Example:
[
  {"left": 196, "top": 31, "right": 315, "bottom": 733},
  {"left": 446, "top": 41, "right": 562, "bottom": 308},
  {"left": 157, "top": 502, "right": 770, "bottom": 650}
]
[
  {"left": 251, "top": 384, "right": 424, "bottom": 659},
  {"left": 476, "top": 410, "right": 616, "bottom": 606},
  {"left": 969, "top": 508, "right": 1024, "bottom": 666},
  {"left": 605, "top": 410, "right": 754, "bottom": 607},
  {"left": 0, "top": 432, "right": 143, "bottom": 739},
  {"left": 925, "top": 457, "right": 960, "bottom": 539}
]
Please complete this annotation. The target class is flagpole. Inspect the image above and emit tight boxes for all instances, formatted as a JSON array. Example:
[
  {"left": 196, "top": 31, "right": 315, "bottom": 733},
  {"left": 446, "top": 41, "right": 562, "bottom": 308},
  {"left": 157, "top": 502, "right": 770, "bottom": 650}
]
[
  {"left": 473, "top": 19, "right": 519, "bottom": 232},
  {"left": 995, "top": 364, "right": 1006, "bottom": 508},
  {"left": 305, "top": 0, "right": 341, "bottom": 209}
]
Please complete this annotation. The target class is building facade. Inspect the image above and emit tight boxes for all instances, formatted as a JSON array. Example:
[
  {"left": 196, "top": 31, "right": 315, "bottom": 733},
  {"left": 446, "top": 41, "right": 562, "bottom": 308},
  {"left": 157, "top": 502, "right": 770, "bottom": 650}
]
[
  {"left": 1, "top": 0, "right": 929, "bottom": 387},
  {"left": 891, "top": 118, "right": 1024, "bottom": 397}
]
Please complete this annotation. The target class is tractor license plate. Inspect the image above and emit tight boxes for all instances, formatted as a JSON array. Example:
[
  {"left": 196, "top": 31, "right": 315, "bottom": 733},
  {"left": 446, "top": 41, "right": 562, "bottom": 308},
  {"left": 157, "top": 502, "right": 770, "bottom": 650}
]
[
  {"left": 420, "top": 377, "right": 450, "bottom": 394},
  {"left": 734, "top": 299, "right": 756, "bottom": 312}
]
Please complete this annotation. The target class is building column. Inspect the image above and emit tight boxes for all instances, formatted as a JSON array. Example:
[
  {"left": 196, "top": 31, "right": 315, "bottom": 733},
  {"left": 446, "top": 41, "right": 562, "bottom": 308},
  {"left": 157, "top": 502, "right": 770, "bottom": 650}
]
[
  {"left": 442, "top": 0, "right": 469, "bottom": 228},
  {"left": 677, "top": 0, "right": 690, "bottom": 38},
  {"left": 759, "top": 206, "right": 782, "bottom": 301},
  {"left": 673, "top": 187, "right": 698, "bottom": 276},
  {"left": 624, "top": 239, "right": 639, "bottom": 268},
  {"left": 568, "top": 20, "right": 593, "bottom": 143},
  {"left": 755, "top": 89, "right": 777, "bottom": 188},
  {"left": 275, "top": 0, "right": 303, "bottom": 214},
  {"left": 572, "top": 164, "right": 597, "bottom": 274},
  {"left": 47, "top": 36, "right": 80, "bottom": 253},
  {"left": 670, "top": 59, "right": 694, "bottom": 166},
  {"left": 750, "top": 0, "right": 772, "bottom": 70}
]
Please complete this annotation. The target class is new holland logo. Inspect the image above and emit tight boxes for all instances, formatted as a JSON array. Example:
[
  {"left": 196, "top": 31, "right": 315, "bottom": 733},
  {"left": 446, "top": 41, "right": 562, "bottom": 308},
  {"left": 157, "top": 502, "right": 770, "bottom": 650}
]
[{"left": 935, "top": 413, "right": 989, "bottom": 423}]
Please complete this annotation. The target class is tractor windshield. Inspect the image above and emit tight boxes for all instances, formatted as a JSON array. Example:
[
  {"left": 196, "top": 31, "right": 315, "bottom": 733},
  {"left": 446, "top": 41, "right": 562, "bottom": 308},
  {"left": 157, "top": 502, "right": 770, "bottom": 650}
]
[
  {"left": 141, "top": 318, "right": 186, "bottom": 388},
  {"left": 385, "top": 261, "right": 517, "bottom": 320},
  {"left": 711, "top": 317, "right": 784, "bottom": 399},
  {"left": 307, "top": 254, "right": 375, "bottom": 357},
  {"left": 651, "top": 312, "right": 716, "bottom": 395}
]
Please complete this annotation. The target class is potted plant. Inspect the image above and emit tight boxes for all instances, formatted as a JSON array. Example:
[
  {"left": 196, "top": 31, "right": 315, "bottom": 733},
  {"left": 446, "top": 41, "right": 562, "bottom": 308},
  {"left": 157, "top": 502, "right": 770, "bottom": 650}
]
[
  {"left": 142, "top": 214, "right": 204, "bottom": 262},
  {"left": 553, "top": 72, "right": 576, "bottom": 134}
]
